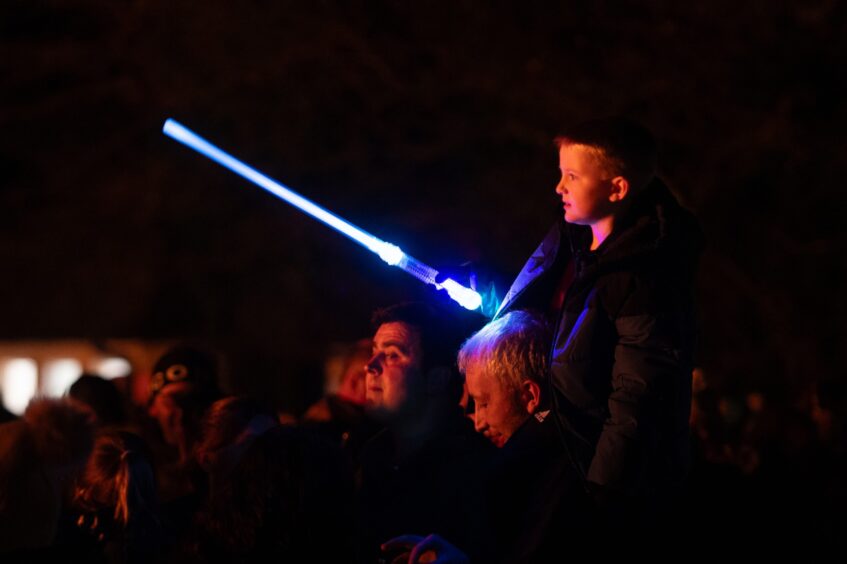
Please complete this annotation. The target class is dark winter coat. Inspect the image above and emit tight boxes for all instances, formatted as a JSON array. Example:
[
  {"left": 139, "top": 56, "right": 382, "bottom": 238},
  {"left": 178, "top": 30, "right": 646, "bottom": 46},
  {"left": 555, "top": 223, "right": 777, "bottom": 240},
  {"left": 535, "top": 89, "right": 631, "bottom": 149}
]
[
  {"left": 476, "top": 411, "right": 593, "bottom": 563},
  {"left": 497, "top": 178, "right": 703, "bottom": 505}
]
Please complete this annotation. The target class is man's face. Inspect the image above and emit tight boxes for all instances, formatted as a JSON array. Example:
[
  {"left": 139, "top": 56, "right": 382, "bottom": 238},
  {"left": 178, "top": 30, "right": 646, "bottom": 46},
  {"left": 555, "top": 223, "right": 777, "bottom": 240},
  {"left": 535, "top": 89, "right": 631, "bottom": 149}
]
[
  {"left": 364, "top": 322, "right": 425, "bottom": 423},
  {"left": 337, "top": 344, "right": 370, "bottom": 406},
  {"left": 556, "top": 144, "right": 616, "bottom": 227},
  {"left": 466, "top": 366, "right": 529, "bottom": 448},
  {"left": 148, "top": 383, "right": 191, "bottom": 446}
]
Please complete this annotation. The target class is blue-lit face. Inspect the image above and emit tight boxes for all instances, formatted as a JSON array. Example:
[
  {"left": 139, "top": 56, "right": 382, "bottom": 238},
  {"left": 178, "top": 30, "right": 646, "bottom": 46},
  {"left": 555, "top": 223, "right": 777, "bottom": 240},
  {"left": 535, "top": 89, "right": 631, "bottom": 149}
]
[{"left": 364, "top": 322, "right": 426, "bottom": 424}]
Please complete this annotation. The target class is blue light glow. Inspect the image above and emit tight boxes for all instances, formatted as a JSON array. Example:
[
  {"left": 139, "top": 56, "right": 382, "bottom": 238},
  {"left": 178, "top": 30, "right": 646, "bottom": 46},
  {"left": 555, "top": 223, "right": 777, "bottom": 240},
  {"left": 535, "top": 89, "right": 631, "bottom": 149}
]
[
  {"left": 163, "top": 119, "right": 484, "bottom": 312},
  {"left": 436, "top": 278, "right": 484, "bottom": 311},
  {"left": 163, "top": 119, "right": 398, "bottom": 262},
  {"left": 375, "top": 242, "right": 404, "bottom": 266}
]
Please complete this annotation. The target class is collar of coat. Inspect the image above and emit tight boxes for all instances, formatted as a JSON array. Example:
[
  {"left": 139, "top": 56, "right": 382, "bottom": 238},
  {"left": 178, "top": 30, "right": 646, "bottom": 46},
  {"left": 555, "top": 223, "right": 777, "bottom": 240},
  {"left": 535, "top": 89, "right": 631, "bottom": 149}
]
[{"left": 566, "top": 177, "right": 703, "bottom": 281}]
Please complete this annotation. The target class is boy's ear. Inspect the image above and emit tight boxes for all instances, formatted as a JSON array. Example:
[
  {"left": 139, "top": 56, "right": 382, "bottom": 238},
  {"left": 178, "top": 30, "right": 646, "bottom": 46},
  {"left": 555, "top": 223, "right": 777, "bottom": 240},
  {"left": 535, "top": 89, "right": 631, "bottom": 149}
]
[{"left": 609, "top": 176, "right": 630, "bottom": 202}]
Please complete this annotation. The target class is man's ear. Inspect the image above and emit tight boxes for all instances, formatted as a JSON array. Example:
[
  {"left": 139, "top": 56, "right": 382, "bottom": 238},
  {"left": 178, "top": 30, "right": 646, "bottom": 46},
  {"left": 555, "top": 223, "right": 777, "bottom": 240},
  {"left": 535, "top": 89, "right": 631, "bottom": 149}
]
[
  {"left": 426, "top": 366, "right": 453, "bottom": 394},
  {"left": 520, "top": 380, "right": 542, "bottom": 414},
  {"left": 609, "top": 176, "right": 630, "bottom": 203}
]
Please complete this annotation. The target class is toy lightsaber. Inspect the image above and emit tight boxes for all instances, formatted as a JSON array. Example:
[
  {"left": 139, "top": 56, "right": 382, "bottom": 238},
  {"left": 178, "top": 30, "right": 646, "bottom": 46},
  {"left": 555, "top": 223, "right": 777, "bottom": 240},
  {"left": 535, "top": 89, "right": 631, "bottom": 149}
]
[{"left": 163, "top": 119, "right": 482, "bottom": 311}]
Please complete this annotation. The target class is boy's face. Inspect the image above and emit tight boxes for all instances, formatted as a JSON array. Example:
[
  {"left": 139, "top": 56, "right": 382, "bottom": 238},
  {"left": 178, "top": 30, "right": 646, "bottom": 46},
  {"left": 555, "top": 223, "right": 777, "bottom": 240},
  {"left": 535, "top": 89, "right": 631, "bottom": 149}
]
[{"left": 556, "top": 144, "right": 617, "bottom": 227}]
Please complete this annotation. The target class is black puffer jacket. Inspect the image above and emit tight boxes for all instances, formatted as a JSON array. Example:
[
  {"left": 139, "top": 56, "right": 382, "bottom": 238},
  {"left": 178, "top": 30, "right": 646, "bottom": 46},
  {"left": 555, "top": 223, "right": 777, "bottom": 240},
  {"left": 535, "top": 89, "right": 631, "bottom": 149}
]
[{"left": 497, "top": 178, "right": 703, "bottom": 501}]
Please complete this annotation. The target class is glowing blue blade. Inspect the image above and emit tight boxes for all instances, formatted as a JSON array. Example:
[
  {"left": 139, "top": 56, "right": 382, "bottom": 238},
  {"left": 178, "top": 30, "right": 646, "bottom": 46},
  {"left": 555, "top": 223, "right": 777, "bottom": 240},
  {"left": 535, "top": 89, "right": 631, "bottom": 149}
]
[{"left": 163, "top": 118, "right": 483, "bottom": 311}]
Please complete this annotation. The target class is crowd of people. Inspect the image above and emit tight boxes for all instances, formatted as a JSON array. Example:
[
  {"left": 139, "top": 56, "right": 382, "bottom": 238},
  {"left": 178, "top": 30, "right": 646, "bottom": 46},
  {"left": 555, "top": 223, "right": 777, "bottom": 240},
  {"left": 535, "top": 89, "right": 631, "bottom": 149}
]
[{"left": 1, "top": 118, "right": 841, "bottom": 561}]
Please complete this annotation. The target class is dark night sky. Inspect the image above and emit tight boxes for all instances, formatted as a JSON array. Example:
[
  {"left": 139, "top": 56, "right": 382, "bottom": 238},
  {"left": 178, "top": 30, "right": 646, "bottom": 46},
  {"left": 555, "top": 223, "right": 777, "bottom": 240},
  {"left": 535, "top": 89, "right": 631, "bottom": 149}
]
[{"left": 2, "top": 0, "right": 845, "bottom": 409}]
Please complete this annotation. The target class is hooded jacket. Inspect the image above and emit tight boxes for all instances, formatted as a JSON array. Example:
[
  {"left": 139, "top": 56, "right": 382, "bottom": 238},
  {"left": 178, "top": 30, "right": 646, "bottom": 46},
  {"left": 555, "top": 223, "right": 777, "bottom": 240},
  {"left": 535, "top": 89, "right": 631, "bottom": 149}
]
[{"left": 497, "top": 178, "right": 703, "bottom": 501}]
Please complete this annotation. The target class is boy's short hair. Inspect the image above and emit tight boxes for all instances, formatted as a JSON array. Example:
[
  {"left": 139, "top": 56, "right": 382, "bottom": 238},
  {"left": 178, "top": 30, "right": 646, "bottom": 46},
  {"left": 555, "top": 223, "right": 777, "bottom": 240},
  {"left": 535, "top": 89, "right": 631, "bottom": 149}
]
[
  {"left": 555, "top": 116, "right": 658, "bottom": 191},
  {"left": 457, "top": 309, "right": 551, "bottom": 398}
]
